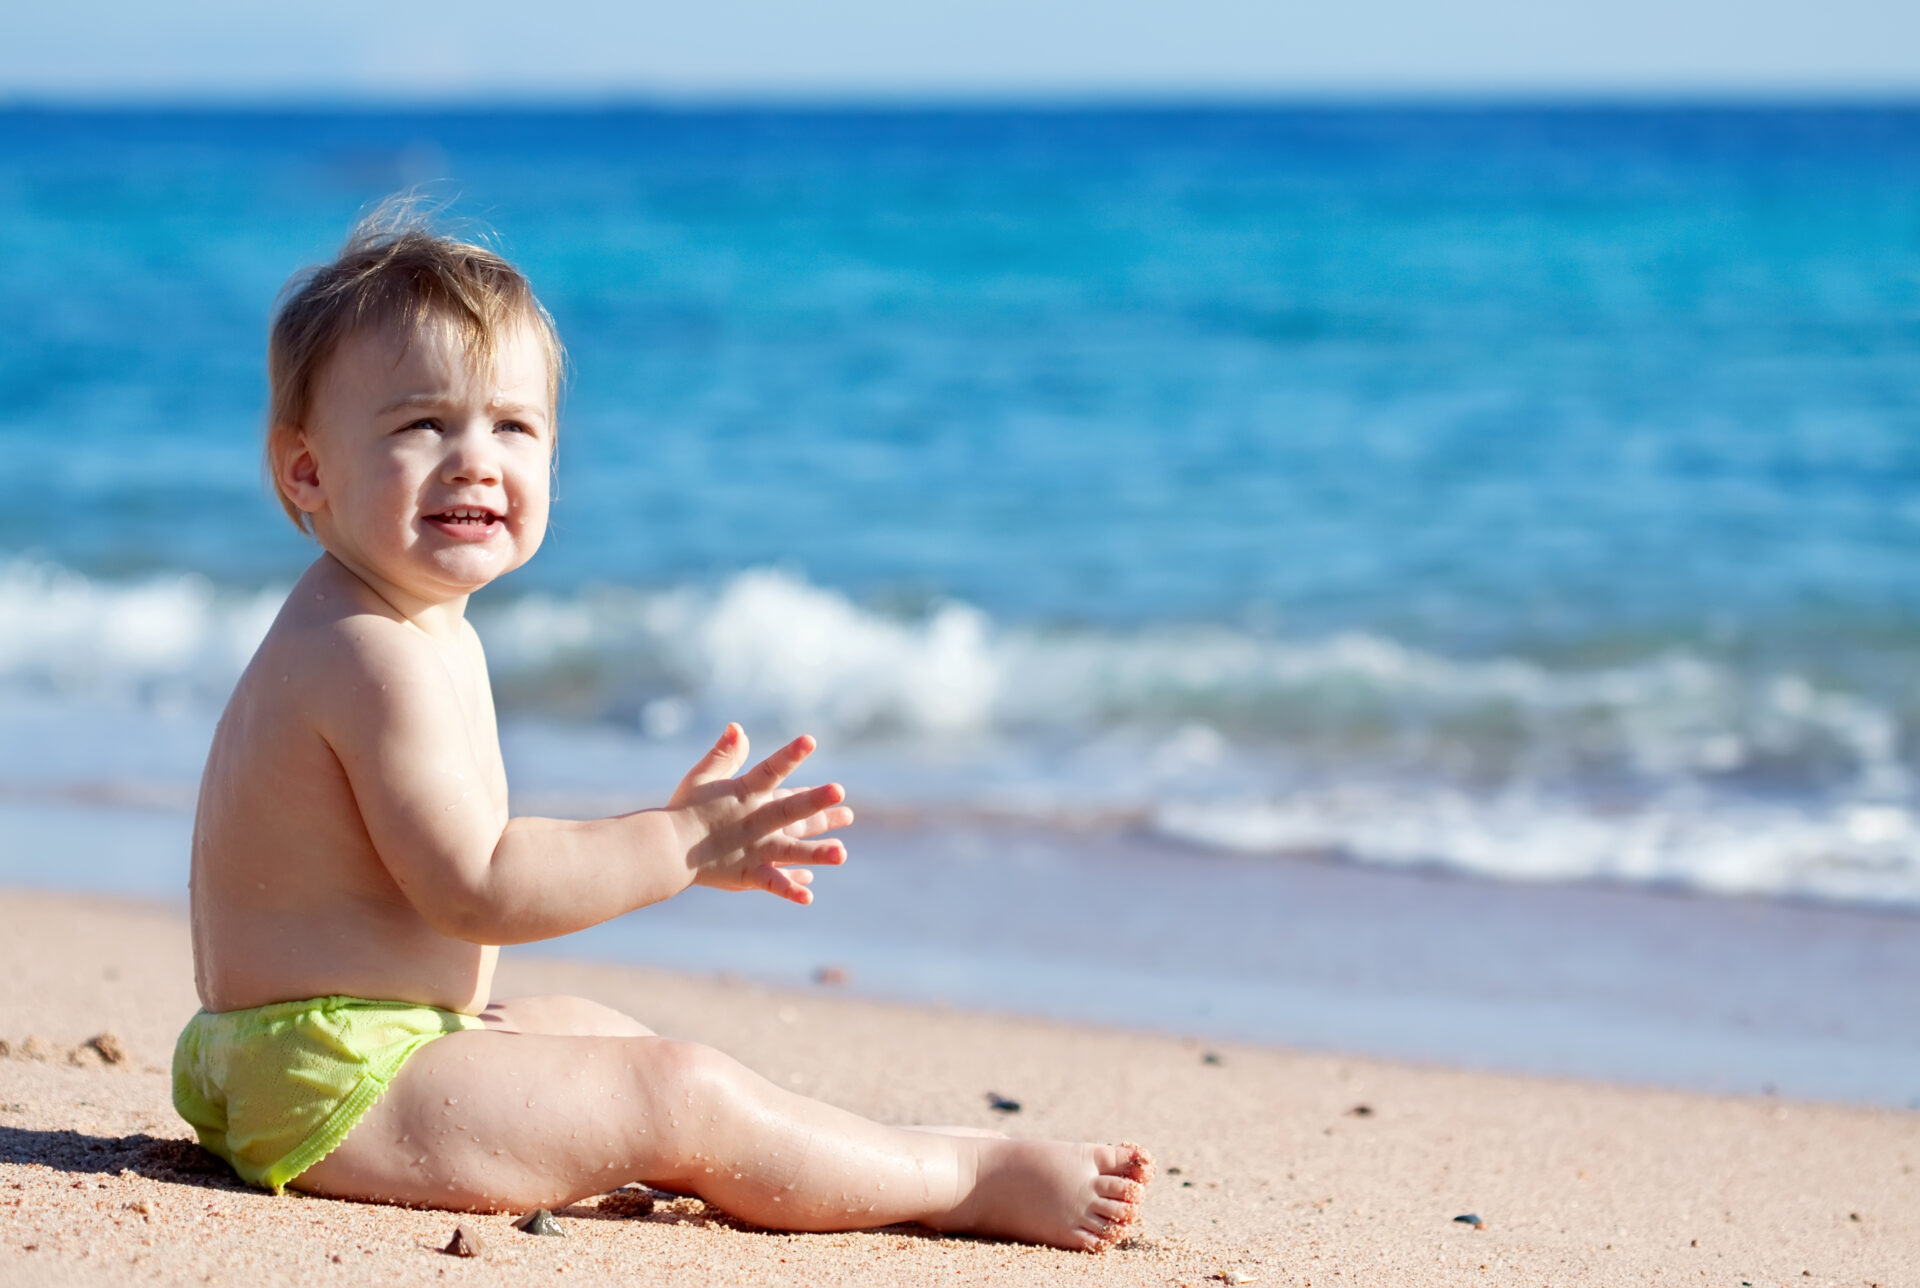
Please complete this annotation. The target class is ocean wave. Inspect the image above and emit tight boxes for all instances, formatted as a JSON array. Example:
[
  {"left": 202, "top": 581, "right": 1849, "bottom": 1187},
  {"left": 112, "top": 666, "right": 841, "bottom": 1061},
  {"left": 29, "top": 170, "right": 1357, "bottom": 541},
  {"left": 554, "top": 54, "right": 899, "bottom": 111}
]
[
  {"left": 1152, "top": 789, "right": 1920, "bottom": 906},
  {"left": 3, "top": 556, "right": 1916, "bottom": 904},
  {"left": 0, "top": 559, "right": 280, "bottom": 709},
  {"left": 2, "top": 557, "right": 1912, "bottom": 795}
]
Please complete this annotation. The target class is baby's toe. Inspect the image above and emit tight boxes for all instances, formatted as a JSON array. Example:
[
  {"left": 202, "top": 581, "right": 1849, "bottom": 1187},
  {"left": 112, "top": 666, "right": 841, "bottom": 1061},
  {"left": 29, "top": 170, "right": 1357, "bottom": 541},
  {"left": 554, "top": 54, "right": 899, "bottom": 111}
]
[
  {"left": 1094, "top": 1173, "right": 1145, "bottom": 1203},
  {"left": 1065, "top": 1226, "right": 1108, "bottom": 1253},
  {"left": 1090, "top": 1196, "right": 1135, "bottom": 1225},
  {"left": 1116, "top": 1141, "right": 1156, "bottom": 1184}
]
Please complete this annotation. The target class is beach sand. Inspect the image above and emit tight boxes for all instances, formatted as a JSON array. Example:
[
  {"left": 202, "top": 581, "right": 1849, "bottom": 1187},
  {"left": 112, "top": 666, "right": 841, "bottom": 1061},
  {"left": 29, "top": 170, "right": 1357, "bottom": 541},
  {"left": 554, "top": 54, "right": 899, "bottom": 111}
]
[{"left": 1, "top": 888, "right": 1913, "bottom": 1287}]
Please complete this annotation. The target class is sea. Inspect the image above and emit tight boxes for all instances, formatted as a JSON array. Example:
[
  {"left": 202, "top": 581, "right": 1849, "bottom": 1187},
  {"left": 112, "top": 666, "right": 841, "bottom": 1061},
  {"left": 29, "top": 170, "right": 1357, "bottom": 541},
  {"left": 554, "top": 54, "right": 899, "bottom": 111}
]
[{"left": 1, "top": 104, "right": 1916, "bottom": 1104}]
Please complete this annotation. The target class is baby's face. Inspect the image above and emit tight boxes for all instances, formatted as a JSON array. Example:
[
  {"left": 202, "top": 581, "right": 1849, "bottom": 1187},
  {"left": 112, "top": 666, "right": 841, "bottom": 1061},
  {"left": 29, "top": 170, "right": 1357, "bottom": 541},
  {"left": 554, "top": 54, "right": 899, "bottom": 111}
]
[{"left": 293, "top": 316, "right": 553, "bottom": 607}]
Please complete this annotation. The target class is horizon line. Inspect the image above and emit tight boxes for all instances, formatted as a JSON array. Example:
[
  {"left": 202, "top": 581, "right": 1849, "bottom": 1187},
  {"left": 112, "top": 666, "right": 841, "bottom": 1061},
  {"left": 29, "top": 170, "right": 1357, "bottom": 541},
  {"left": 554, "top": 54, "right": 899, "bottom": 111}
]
[{"left": 7, "top": 86, "right": 1920, "bottom": 113}]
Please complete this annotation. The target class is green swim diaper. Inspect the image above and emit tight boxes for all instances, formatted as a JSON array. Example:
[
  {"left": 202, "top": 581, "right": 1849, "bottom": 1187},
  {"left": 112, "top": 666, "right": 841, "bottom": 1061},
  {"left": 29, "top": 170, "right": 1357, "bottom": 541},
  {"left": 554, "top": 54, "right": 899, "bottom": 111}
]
[{"left": 172, "top": 996, "right": 483, "bottom": 1192}]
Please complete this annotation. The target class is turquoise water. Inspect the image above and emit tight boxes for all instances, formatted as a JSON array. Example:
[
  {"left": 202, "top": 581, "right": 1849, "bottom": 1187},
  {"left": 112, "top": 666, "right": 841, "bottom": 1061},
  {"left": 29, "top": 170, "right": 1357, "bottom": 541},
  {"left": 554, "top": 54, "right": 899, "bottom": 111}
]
[{"left": 2, "top": 105, "right": 1919, "bottom": 903}]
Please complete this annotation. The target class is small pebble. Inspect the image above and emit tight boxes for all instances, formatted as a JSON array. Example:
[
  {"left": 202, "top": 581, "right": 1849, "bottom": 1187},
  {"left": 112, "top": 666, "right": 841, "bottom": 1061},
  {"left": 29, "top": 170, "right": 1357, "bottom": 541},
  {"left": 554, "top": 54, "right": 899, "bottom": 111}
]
[
  {"left": 1346, "top": 1103, "right": 1374, "bottom": 1117},
  {"left": 1201, "top": 1051, "right": 1223, "bottom": 1066},
  {"left": 985, "top": 1092, "right": 1021, "bottom": 1113},
  {"left": 86, "top": 1033, "right": 128, "bottom": 1066},
  {"left": 1453, "top": 1213, "right": 1485, "bottom": 1228},
  {"left": 513, "top": 1208, "right": 565, "bottom": 1236},
  {"left": 442, "top": 1225, "right": 484, "bottom": 1258}
]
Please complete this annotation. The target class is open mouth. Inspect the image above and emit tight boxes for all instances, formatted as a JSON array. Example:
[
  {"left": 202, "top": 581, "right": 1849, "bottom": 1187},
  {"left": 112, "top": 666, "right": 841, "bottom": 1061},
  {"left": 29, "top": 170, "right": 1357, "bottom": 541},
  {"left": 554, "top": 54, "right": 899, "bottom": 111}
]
[{"left": 425, "top": 507, "right": 503, "bottom": 534}]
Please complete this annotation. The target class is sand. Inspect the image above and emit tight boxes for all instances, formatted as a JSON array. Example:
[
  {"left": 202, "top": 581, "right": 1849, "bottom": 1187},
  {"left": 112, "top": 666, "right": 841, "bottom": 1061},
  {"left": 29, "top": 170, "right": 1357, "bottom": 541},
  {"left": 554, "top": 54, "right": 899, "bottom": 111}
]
[{"left": 0, "top": 888, "right": 1913, "bottom": 1287}]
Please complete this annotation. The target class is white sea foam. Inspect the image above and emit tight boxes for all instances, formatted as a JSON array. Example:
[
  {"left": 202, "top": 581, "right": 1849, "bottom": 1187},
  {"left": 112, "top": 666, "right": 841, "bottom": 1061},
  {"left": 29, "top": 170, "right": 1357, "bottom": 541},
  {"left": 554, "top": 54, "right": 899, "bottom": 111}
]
[
  {"left": 4, "top": 556, "right": 1914, "bottom": 905},
  {"left": 1152, "top": 790, "right": 1920, "bottom": 906},
  {"left": 0, "top": 558, "right": 279, "bottom": 708}
]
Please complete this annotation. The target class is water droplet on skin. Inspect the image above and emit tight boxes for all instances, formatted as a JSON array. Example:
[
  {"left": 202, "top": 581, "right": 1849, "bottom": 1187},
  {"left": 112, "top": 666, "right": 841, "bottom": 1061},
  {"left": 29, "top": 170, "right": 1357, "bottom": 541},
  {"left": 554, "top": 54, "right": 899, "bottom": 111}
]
[
  {"left": 526, "top": 1099, "right": 535, "bottom": 1108},
  {"left": 445, "top": 1098, "right": 458, "bottom": 1106}
]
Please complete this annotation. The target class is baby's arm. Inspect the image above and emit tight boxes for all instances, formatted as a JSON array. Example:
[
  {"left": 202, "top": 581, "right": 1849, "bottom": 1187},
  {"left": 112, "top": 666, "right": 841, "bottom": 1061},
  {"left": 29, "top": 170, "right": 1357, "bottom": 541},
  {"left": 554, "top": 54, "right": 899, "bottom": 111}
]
[{"left": 316, "top": 620, "right": 848, "bottom": 945}]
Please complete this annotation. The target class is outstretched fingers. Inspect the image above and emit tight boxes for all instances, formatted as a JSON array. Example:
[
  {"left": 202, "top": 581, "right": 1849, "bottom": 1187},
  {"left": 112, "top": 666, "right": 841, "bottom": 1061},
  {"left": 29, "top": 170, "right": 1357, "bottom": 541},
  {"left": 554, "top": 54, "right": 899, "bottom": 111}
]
[
  {"left": 741, "top": 734, "right": 816, "bottom": 795},
  {"left": 785, "top": 801, "right": 855, "bottom": 838},
  {"left": 681, "top": 723, "right": 750, "bottom": 789},
  {"left": 746, "top": 781, "right": 847, "bottom": 842}
]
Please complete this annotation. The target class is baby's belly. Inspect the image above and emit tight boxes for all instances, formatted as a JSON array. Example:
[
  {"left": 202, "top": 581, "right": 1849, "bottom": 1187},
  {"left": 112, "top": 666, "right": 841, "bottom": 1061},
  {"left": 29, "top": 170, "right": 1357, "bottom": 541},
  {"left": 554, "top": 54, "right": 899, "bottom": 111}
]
[{"left": 197, "top": 897, "right": 498, "bottom": 1015}]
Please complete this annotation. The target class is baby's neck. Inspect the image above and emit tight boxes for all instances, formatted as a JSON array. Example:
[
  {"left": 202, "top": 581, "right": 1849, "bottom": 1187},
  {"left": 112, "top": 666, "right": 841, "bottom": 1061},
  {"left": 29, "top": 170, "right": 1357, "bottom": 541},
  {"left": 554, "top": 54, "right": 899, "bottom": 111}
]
[{"left": 314, "top": 552, "right": 471, "bottom": 639}]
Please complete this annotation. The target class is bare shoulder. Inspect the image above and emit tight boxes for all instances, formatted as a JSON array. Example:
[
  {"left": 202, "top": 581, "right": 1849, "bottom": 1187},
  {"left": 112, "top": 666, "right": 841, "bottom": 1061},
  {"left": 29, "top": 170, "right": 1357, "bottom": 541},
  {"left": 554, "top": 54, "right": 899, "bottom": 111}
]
[{"left": 259, "top": 561, "right": 464, "bottom": 729}]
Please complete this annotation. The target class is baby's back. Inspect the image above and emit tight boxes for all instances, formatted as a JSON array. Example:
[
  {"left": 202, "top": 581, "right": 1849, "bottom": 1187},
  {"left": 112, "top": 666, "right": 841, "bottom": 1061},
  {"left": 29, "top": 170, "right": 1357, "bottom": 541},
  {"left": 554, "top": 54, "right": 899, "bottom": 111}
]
[{"left": 189, "top": 559, "right": 503, "bottom": 1014}]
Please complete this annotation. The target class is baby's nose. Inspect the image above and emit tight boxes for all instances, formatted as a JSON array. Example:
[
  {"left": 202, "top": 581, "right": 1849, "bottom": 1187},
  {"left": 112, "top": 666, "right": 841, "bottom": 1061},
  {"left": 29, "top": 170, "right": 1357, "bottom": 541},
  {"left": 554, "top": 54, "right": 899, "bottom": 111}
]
[{"left": 443, "top": 437, "right": 502, "bottom": 485}]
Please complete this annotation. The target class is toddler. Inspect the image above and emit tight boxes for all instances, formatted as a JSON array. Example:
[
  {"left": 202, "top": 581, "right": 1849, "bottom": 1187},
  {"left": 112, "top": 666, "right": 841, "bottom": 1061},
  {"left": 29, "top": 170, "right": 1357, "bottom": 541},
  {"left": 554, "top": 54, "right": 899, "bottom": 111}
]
[{"left": 171, "top": 213, "right": 1152, "bottom": 1251}]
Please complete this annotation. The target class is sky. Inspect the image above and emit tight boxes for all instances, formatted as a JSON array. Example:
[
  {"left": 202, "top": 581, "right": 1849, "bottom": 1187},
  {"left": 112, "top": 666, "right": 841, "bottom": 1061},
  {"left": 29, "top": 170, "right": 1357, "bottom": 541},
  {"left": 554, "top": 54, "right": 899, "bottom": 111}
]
[{"left": 5, "top": 0, "right": 1920, "bottom": 101}]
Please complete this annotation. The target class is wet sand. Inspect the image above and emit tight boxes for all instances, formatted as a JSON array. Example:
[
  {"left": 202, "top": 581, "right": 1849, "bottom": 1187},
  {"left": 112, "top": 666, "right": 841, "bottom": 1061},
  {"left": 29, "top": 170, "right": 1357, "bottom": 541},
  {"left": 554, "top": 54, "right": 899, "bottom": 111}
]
[{"left": 2, "top": 887, "right": 1915, "bottom": 1287}]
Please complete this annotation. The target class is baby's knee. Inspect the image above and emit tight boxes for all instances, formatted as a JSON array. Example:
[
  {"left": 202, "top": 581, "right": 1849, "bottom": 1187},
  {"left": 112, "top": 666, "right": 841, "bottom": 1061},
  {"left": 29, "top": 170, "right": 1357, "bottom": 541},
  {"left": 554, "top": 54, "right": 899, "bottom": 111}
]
[{"left": 641, "top": 1039, "right": 755, "bottom": 1113}]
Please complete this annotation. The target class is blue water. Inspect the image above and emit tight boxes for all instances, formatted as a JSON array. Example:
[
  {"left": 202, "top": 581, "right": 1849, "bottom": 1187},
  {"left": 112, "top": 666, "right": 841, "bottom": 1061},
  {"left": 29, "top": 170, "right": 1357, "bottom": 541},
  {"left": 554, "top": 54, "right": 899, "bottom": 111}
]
[{"left": 3, "top": 105, "right": 1919, "bottom": 903}]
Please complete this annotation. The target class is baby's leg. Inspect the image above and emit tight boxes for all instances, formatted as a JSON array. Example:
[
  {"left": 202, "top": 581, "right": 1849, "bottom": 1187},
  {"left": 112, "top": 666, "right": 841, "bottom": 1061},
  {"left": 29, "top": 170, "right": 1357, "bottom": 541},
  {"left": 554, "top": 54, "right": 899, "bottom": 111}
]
[{"left": 294, "top": 1030, "right": 1151, "bottom": 1251}]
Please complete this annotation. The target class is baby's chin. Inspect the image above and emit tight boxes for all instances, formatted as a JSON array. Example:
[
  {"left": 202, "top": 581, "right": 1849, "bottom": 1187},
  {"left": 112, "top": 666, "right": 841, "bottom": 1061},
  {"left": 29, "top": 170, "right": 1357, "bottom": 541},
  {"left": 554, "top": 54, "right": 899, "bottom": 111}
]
[{"left": 424, "top": 542, "right": 531, "bottom": 590}]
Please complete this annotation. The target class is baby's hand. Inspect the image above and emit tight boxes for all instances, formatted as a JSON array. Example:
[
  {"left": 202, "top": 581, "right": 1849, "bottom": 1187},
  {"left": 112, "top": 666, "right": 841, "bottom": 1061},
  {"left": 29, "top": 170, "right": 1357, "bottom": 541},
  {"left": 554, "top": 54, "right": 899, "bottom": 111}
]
[{"left": 668, "top": 724, "right": 852, "bottom": 904}]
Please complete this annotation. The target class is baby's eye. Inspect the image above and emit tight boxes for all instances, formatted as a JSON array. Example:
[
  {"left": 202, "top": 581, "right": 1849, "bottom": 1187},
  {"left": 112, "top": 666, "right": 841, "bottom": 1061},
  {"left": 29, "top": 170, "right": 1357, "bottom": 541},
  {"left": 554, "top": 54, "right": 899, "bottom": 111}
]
[
  {"left": 497, "top": 420, "right": 536, "bottom": 436},
  {"left": 399, "top": 418, "right": 440, "bottom": 433}
]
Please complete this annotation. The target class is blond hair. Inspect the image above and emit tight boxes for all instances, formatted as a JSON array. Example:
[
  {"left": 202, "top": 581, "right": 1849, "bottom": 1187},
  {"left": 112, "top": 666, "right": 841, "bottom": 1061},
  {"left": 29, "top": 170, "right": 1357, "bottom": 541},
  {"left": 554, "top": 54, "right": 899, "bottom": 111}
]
[{"left": 265, "top": 206, "right": 564, "bottom": 530}]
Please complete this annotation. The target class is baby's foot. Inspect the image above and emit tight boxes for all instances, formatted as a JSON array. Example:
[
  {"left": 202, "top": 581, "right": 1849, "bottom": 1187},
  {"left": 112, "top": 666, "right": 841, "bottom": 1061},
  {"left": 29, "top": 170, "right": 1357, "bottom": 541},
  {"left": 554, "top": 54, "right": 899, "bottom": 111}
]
[
  {"left": 927, "top": 1140, "right": 1153, "bottom": 1252},
  {"left": 906, "top": 1124, "right": 1008, "bottom": 1139}
]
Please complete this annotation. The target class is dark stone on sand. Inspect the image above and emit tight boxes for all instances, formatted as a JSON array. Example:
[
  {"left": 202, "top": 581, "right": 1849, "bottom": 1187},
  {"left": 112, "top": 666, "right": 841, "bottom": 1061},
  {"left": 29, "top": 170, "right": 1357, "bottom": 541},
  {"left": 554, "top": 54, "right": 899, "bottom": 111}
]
[
  {"left": 1167, "top": 1166, "right": 1183, "bottom": 1175},
  {"left": 597, "top": 1189, "right": 658, "bottom": 1218},
  {"left": 513, "top": 1208, "right": 565, "bottom": 1236},
  {"left": 986, "top": 1092, "right": 1021, "bottom": 1113},
  {"left": 442, "top": 1225, "right": 484, "bottom": 1257},
  {"left": 86, "top": 1033, "right": 128, "bottom": 1066},
  {"left": 1201, "top": 1051, "right": 1223, "bottom": 1065},
  {"left": 1453, "top": 1213, "right": 1485, "bottom": 1228},
  {"left": 1346, "top": 1103, "right": 1374, "bottom": 1117}
]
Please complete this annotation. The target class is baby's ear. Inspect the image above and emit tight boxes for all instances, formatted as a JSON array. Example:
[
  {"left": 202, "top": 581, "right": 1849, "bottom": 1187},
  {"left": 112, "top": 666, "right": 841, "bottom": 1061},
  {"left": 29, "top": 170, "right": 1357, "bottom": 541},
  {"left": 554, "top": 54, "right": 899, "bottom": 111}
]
[{"left": 272, "top": 424, "right": 326, "bottom": 514}]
